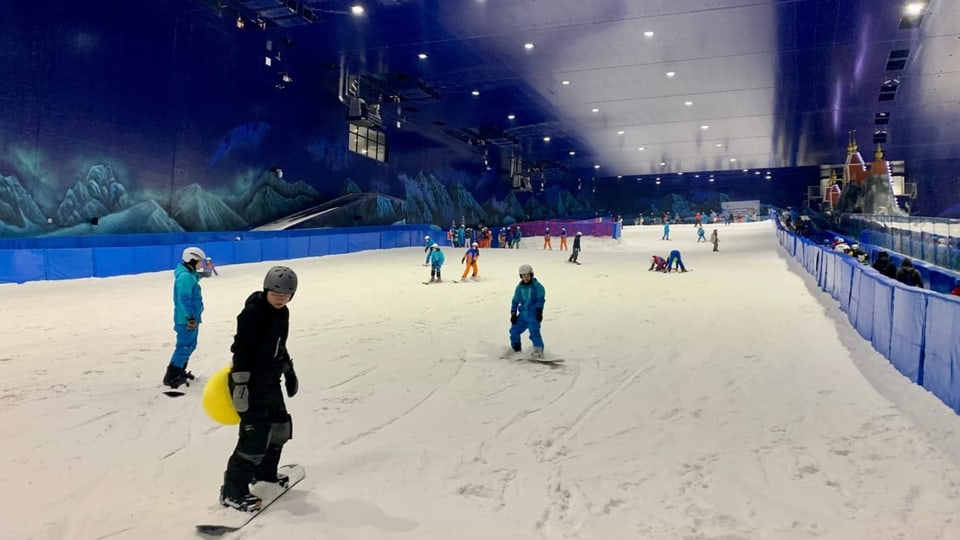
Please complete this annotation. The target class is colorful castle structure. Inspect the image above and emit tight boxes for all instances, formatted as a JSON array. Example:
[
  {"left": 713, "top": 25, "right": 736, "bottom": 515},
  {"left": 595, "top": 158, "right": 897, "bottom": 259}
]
[{"left": 821, "top": 131, "right": 908, "bottom": 216}]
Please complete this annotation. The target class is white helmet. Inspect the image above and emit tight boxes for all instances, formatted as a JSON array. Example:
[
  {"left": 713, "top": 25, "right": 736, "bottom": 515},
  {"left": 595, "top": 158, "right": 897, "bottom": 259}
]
[
  {"left": 518, "top": 264, "right": 533, "bottom": 277},
  {"left": 472, "top": 242, "right": 478, "bottom": 247},
  {"left": 424, "top": 235, "right": 431, "bottom": 241},
  {"left": 182, "top": 246, "right": 206, "bottom": 264}
]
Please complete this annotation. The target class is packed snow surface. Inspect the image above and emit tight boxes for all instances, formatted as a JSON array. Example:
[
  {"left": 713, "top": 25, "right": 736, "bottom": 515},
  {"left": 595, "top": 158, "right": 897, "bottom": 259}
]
[{"left": 3, "top": 222, "right": 960, "bottom": 539}]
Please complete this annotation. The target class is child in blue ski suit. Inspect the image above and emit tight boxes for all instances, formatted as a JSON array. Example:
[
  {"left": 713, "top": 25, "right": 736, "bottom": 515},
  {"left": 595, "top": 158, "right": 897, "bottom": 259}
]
[
  {"left": 667, "top": 249, "right": 687, "bottom": 272},
  {"left": 428, "top": 245, "right": 445, "bottom": 282},
  {"left": 509, "top": 264, "right": 546, "bottom": 358},
  {"left": 423, "top": 235, "right": 437, "bottom": 265},
  {"left": 164, "top": 246, "right": 206, "bottom": 389}
]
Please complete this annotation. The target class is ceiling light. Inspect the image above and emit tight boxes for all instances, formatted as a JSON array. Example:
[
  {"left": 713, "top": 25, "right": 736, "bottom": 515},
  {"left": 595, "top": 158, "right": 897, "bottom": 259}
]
[
  {"left": 754, "top": 171, "right": 760, "bottom": 175},
  {"left": 694, "top": 174, "right": 700, "bottom": 178},
  {"left": 678, "top": 172, "right": 683, "bottom": 176},
  {"left": 617, "top": 175, "right": 622, "bottom": 179},
  {"left": 701, "top": 125, "right": 709, "bottom": 130},
  {"left": 730, "top": 158, "right": 737, "bottom": 162},
  {"left": 561, "top": 80, "right": 571, "bottom": 85},
  {"left": 715, "top": 143, "right": 723, "bottom": 147},
  {"left": 543, "top": 136, "right": 551, "bottom": 142},
  {"left": 743, "top": 168, "right": 749, "bottom": 172},
  {"left": 594, "top": 164, "right": 600, "bottom": 169},
  {"left": 524, "top": 42, "right": 535, "bottom": 50},
  {"left": 591, "top": 108, "right": 599, "bottom": 113},
  {"left": 644, "top": 31, "right": 654, "bottom": 37},
  {"left": 569, "top": 151, "right": 576, "bottom": 156},
  {"left": 684, "top": 101, "right": 693, "bottom": 106},
  {"left": 904, "top": 3, "right": 926, "bottom": 16},
  {"left": 507, "top": 114, "right": 515, "bottom": 120},
  {"left": 617, "top": 130, "right": 625, "bottom": 135},
  {"left": 471, "top": 90, "right": 480, "bottom": 96},
  {"left": 637, "top": 146, "right": 645, "bottom": 151},
  {"left": 656, "top": 180, "right": 661, "bottom": 185},
  {"left": 765, "top": 175, "right": 772, "bottom": 180},
  {"left": 350, "top": 5, "right": 365, "bottom": 16},
  {"left": 666, "top": 71, "right": 676, "bottom": 78},
  {"left": 660, "top": 161, "right": 666, "bottom": 166},
  {"left": 418, "top": 53, "right": 428, "bottom": 60},
  {"left": 709, "top": 178, "right": 715, "bottom": 182}
]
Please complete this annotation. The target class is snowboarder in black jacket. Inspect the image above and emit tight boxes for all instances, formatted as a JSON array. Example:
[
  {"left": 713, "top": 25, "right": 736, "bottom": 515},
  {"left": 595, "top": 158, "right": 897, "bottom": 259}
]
[
  {"left": 220, "top": 266, "right": 300, "bottom": 512},
  {"left": 568, "top": 232, "right": 582, "bottom": 264}
]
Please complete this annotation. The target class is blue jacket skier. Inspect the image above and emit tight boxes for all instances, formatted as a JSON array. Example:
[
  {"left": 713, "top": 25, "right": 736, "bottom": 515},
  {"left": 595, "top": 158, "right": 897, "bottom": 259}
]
[
  {"left": 423, "top": 235, "right": 437, "bottom": 265},
  {"left": 509, "top": 264, "right": 546, "bottom": 358},
  {"left": 428, "top": 245, "right": 445, "bottom": 282},
  {"left": 667, "top": 249, "right": 687, "bottom": 272},
  {"left": 164, "top": 246, "right": 205, "bottom": 389}
]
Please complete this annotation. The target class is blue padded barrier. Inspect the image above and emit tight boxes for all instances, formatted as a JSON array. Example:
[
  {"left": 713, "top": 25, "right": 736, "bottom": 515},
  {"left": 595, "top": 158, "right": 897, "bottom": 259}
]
[
  {"left": 92, "top": 247, "right": 138, "bottom": 278},
  {"left": 821, "top": 249, "right": 833, "bottom": 294},
  {"left": 871, "top": 276, "right": 894, "bottom": 359},
  {"left": 233, "top": 241, "right": 262, "bottom": 264},
  {"left": 134, "top": 245, "right": 176, "bottom": 274},
  {"left": 260, "top": 238, "right": 289, "bottom": 262},
  {"left": 348, "top": 232, "right": 381, "bottom": 253},
  {"left": 380, "top": 230, "right": 399, "bottom": 249},
  {"left": 287, "top": 237, "right": 310, "bottom": 259},
  {"left": 0, "top": 250, "right": 46, "bottom": 283},
  {"left": 199, "top": 241, "right": 239, "bottom": 266},
  {"left": 853, "top": 270, "right": 876, "bottom": 340},
  {"left": 847, "top": 266, "right": 862, "bottom": 328},
  {"left": 328, "top": 235, "right": 349, "bottom": 255},
  {"left": 45, "top": 249, "right": 94, "bottom": 280},
  {"left": 308, "top": 236, "right": 329, "bottom": 256},
  {"left": 838, "top": 255, "right": 855, "bottom": 311},
  {"left": 922, "top": 294, "right": 960, "bottom": 413},
  {"left": 889, "top": 285, "right": 927, "bottom": 384}
]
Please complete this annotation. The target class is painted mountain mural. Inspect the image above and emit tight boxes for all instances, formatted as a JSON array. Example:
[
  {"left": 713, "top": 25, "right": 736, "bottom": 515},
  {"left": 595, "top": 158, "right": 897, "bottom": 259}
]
[
  {"left": 172, "top": 184, "right": 247, "bottom": 231},
  {"left": 49, "top": 200, "right": 185, "bottom": 236},
  {"left": 0, "top": 173, "right": 48, "bottom": 236},
  {"left": 56, "top": 165, "right": 132, "bottom": 227}
]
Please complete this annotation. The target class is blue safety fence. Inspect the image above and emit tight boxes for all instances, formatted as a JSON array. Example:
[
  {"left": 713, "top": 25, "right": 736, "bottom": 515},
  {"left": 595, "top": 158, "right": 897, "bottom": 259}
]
[
  {"left": 773, "top": 213, "right": 960, "bottom": 415},
  {"left": 0, "top": 224, "right": 443, "bottom": 284}
]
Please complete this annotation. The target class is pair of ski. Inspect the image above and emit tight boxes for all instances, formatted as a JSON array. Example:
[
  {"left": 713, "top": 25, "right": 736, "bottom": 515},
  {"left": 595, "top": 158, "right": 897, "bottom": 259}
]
[
  {"left": 504, "top": 352, "right": 565, "bottom": 365},
  {"left": 196, "top": 464, "right": 306, "bottom": 536}
]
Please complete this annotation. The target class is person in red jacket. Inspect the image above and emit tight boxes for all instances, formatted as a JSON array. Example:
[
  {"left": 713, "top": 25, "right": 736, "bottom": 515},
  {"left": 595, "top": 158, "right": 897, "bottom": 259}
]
[{"left": 648, "top": 255, "right": 667, "bottom": 272}]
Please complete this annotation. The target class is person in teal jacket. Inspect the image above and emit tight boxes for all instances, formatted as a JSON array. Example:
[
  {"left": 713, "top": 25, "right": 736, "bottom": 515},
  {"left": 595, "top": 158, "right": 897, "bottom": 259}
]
[
  {"left": 423, "top": 235, "right": 437, "bottom": 265},
  {"left": 427, "top": 245, "right": 445, "bottom": 283},
  {"left": 509, "top": 264, "right": 546, "bottom": 358},
  {"left": 164, "top": 246, "right": 206, "bottom": 389}
]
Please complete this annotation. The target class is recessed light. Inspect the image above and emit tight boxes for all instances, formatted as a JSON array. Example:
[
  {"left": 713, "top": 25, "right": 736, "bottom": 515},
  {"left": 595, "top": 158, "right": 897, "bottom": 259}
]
[
  {"left": 715, "top": 143, "right": 723, "bottom": 147},
  {"left": 678, "top": 172, "right": 683, "bottom": 176},
  {"left": 350, "top": 5, "right": 365, "bottom": 16},
  {"left": 591, "top": 108, "right": 599, "bottom": 113},
  {"left": 730, "top": 158, "right": 737, "bottom": 162},
  {"left": 637, "top": 146, "right": 645, "bottom": 151},
  {"left": 660, "top": 161, "right": 666, "bottom": 166},
  {"left": 507, "top": 114, "right": 515, "bottom": 120},
  {"left": 418, "top": 53, "right": 428, "bottom": 59},
  {"left": 524, "top": 42, "right": 535, "bottom": 50},
  {"left": 569, "top": 151, "right": 576, "bottom": 156},
  {"left": 754, "top": 171, "right": 760, "bottom": 175},
  {"left": 684, "top": 101, "right": 693, "bottom": 106},
  {"left": 617, "top": 130, "right": 625, "bottom": 135},
  {"left": 701, "top": 125, "right": 709, "bottom": 130},
  {"left": 765, "top": 175, "right": 772, "bottom": 180},
  {"left": 904, "top": 2, "right": 926, "bottom": 16},
  {"left": 743, "top": 168, "right": 749, "bottom": 172},
  {"left": 666, "top": 71, "right": 676, "bottom": 78},
  {"left": 561, "top": 80, "right": 571, "bottom": 85},
  {"left": 543, "top": 136, "right": 551, "bottom": 142},
  {"left": 471, "top": 90, "right": 480, "bottom": 96},
  {"left": 656, "top": 180, "right": 661, "bottom": 185},
  {"left": 694, "top": 174, "right": 699, "bottom": 178},
  {"left": 644, "top": 31, "right": 654, "bottom": 37},
  {"left": 594, "top": 164, "right": 601, "bottom": 169},
  {"left": 617, "top": 175, "right": 622, "bottom": 178},
  {"left": 709, "top": 178, "right": 715, "bottom": 182}
]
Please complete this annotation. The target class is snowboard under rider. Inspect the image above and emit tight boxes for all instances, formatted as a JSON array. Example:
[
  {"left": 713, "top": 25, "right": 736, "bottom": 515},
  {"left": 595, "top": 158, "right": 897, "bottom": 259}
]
[
  {"left": 164, "top": 246, "right": 205, "bottom": 389},
  {"left": 509, "top": 264, "right": 546, "bottom": 359}
]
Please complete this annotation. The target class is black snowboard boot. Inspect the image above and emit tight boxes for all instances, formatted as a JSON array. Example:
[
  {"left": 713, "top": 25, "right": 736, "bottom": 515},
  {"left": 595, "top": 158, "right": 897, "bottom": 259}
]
[
  {"left": 219, "top": 485, "right": 262, "bottom": 512},
  {"left": 163, "top": 365, "right": 190, "bottom": 389},
  {"left": 511, "top": 342, "right": 522, "bottom": 353}
]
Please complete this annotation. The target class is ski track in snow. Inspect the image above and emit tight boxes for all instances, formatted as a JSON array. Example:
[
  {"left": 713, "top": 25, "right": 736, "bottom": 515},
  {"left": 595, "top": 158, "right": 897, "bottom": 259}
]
[{"left": 3, "top": 223, "right": 960, "bottom": 539}]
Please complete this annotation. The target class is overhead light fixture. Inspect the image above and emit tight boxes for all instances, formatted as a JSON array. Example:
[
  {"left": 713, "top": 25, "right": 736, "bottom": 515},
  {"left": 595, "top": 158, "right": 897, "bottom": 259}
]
[
  {"left": 765, "top": 175, "right": 772, "bottom": 180},
  {"left": 709, "top": 178, "right": 715, "bottom": 182},
  {"left": 617, "top": 175, "right": 622, "bottom": 178},
  {"left": 666, "top": 71, "right": 676, "bottom": 78},
  {"left": 754, "top": 171, "right": 761, "bottom": 175},
  {"left": 507, "top": 114, "right": 516, "bottom": 120},
  {"left": 594, "top": 164, "right": 601, "bottom": 169},
  {"left": 617, "top": 130, "right": 624, "bottom": 135},
  {"left": 684, "top": 101, "right": 693, "bottom": 106},
  {"left": 644, "top": 31, "right": 654, "bottom": 37},
  {"left": 591, "top": 108, "right": 600, "bottom": 113},
  {"left": 660, "top": 161, "right": 666, "bottom": 166},
  {"left": 418, "top": 53, "right": 428, "bottom": 59},
  {"left": 656, "top": 180, "right": 661, "bottom": 185},
  {"left": 561, "top": 80, "right": 570, "bottom": 85},
  {"left": 637, "top": 146, "right": 645, "bottom": 151},
  {"left": 236, "top": 16, "right": 245, "bottom": 29},
  {"left": 701, "top": 124, "right": 709, "bottom": 130},
  {"left": 715, "top": 143, "right": 723, "bottom": 147},
  {"left": 904, "top": 2, "right": 926, "bottom": 16},
  {"left": 524, "top": 42, "right": 535, "bottom": 50},
  {"left": 694, "top": 174, "right": 700, "bottom": 178},
  {"left": 350, "top": 5, "right": 365, "bottom": 16},
  {"left": 678, "top": 172, "right": 683, "bottom": 176},
  {"left": 471, "top": 90, "right": 480, "bottom": 96},
  {"left": 743, "top": 168, "right": 749, "bottom": 172},
  {"left": 730, "top": 158, "right": 737, "bottom": 162},
  {"left": 569, "top": 150, "right": 576, "bottom": 156},
  {"left": 543, "top": 136, "right": 551, "bottom": 142}
]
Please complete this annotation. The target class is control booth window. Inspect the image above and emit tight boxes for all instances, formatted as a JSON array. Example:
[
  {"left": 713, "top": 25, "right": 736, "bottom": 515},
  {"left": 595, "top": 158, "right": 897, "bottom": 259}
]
[{"left": 349, "top": 124, "right": 387, "bottom": 162}]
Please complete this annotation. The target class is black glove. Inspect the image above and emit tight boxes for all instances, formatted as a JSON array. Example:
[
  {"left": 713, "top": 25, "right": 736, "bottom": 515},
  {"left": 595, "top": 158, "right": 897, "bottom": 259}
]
[
  {"left": 186, "top": 318, "right": 197, "bottom": 331},
  {"left": 281, "top": 359, "right": 299, "bottom": 398},
  {"left": 230, "top": 371, "right": 250, "bottom": 413},
  {"left": 510, "top": 312, "right": 518, "bottom": 324},
  {"left": 535, "top": 309, "right": 543, "bottom": 322},
  {"left": 461, "top": 258, "right": 465, "bottom": 264}
]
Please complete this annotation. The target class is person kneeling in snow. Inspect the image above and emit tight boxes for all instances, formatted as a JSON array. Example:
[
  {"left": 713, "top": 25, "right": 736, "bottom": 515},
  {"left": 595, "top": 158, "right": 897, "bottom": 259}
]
[{"left": 649, "top": 255, "right": 668, "bottom": 273}]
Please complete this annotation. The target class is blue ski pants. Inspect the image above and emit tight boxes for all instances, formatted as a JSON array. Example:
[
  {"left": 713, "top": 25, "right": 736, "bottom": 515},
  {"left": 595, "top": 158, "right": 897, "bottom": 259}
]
[
  {"left": 510, "top": 313, "right": 544, "bottom": 349},
  {"left": 170, "top": 323, "right": 199, "bottom": 368}
]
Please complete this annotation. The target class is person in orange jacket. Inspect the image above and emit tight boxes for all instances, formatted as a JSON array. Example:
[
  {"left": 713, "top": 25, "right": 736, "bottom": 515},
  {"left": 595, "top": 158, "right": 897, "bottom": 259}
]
[
  {"left": 461, "top": 242, "right": 480, "bottom": 280},
  {"left": 543, "top": 227, "right": 553, "bottom": 250},
  {"left": 559, "top": 227, "right": 568, "bottom": 251}
]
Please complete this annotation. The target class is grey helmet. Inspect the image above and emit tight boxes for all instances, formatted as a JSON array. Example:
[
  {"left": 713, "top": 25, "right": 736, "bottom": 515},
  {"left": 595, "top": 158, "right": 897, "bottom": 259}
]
[
  {"left": 518, "top": 264, "right": 534, "bottom": 277},
  {"left": 264, "top": 266, "right": 298, "bottom": 297}
]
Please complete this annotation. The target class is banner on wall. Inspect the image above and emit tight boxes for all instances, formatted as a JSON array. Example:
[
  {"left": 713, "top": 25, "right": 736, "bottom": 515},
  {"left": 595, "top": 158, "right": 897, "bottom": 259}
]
[{"left": 721, "top": 200, "right": 760, "bottom": 219}]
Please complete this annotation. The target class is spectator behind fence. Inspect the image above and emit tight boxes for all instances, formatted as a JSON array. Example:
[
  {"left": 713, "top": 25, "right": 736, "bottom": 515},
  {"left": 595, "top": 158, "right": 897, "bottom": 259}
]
[
  {"left": 896, "top": 258, "right": 924, "bottom": 288},
  {"left": 872, "top": 251, "right": 898, "bottom": 279},
  {"left": 950, "top": 279, "right": 960, "bottom": 297}
]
